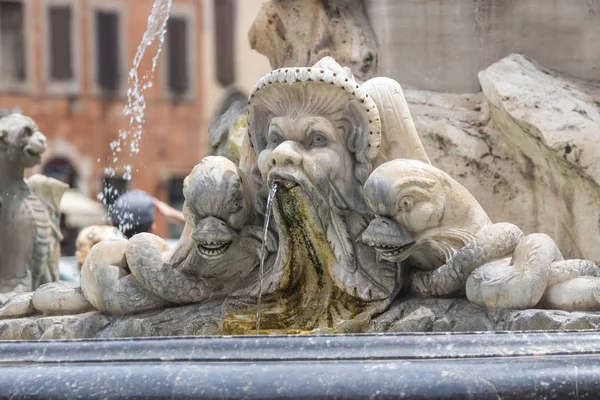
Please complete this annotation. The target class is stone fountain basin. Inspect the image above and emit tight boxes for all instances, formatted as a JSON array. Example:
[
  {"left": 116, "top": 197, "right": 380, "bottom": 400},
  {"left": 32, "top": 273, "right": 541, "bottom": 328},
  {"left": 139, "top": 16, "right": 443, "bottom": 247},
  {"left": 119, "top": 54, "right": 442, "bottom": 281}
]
[
  {"left": 1, "top": 330, "right": 600, "bottom": 399},
  {"left": 2, "top": 296, "right": 600, "bottom": 340}
]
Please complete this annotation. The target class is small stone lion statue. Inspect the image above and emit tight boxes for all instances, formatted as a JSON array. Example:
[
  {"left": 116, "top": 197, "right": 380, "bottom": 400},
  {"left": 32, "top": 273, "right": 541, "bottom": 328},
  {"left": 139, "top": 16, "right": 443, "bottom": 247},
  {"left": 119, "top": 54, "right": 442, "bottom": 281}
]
[{"left": 0, "top": 114, "right": 68, "bottom": 303}]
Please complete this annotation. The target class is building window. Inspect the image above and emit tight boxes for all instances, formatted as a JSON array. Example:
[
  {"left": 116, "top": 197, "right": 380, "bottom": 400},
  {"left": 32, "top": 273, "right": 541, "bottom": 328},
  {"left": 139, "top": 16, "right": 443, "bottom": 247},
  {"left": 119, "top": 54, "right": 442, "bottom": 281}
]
[
  {"left": 0, "top": 0, "right": 26, "bottom": 86},
  {"left": 166, "top": 16, "right": 189, "bottom": 97},
  {"left": 214, "top": 0, "right": 235, "bottom": 87},
  {"left": 43, "top": 158, "right": 78, "bottom": 188},
  {"left": 48, "top": 5, "right": 73, "bottom": 81},
  {"left": 95, "top": 10, "right": 121, "bottom": 94}
]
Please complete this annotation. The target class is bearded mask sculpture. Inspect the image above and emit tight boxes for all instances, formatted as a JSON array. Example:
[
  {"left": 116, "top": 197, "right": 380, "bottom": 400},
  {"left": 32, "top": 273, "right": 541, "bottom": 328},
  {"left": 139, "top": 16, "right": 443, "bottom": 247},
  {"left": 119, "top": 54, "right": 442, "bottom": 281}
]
[{"left": 229, "top": 57, "right": 431, "bottom": 332}]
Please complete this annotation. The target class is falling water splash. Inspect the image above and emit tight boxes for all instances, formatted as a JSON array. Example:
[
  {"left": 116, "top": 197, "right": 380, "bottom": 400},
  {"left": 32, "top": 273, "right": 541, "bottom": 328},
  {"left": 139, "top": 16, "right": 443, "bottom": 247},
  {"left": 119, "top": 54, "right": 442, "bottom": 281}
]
[
  {"left": 99, "top": 0, "right": 172, "bottom": 224},
  {"left": 256, "top": 183, "right": 279, "bottom": 335}
]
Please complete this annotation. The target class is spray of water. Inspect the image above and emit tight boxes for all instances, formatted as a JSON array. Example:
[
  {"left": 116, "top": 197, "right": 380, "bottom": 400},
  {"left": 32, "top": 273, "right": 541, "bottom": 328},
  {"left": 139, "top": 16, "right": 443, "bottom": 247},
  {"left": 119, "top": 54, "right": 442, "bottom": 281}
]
[
  {"left": 256, "top": 183, "right": 279, "bottom": 335},
  {"left": 98, "top": 0, "right": 172, "bottom": 227}
]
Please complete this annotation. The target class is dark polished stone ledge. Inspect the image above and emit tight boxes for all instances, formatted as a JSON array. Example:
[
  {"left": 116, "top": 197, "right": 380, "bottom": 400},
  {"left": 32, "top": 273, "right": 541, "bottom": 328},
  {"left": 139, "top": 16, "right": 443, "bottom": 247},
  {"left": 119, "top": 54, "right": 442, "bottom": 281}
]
[{"left": 1, "top": 330, "right": 600, "bottom": 399}]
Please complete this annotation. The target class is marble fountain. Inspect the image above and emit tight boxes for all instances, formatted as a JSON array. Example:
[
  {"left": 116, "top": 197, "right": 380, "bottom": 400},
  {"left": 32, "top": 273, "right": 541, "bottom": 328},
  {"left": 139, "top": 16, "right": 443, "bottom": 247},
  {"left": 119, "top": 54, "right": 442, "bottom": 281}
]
[{"left": 1, "top": 1, "right": 600, "bottom": 398}]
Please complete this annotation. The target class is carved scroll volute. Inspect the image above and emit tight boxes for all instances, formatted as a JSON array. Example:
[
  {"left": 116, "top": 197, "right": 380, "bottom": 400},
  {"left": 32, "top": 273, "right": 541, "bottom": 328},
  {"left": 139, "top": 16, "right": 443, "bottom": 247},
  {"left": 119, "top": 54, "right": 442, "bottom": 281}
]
[{"left": 361, "top": 77, "right": 431, "bottom": 168}]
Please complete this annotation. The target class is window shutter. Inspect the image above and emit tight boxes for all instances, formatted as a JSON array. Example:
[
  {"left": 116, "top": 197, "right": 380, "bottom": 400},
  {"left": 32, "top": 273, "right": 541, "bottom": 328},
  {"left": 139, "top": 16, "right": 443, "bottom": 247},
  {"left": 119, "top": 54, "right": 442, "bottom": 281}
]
[
  {"left": 96, "top": 11, "right": 120, "bottom": 91},
  {"left": 166, "top": 17, "right": 188, "bottom": 96},
  {"left": 0, "top": 1, "right": 26, "bottom": 82},
  {"left": 214, "top": 0, "right": 235, "bottom": 86},
  {"left": 49, "top": 5, "right": 73, "bottom": 81}
]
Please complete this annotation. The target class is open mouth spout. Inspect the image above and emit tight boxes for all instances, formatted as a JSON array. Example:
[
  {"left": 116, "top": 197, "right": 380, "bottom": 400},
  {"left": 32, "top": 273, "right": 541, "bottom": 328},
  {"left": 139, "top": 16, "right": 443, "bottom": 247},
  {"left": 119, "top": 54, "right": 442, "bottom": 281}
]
[
  {"left": 268, "top": 171, "right": 302, "bottom": 191},
  {"left": 273, "top": 178, "right": 298, "bottom": 190}
]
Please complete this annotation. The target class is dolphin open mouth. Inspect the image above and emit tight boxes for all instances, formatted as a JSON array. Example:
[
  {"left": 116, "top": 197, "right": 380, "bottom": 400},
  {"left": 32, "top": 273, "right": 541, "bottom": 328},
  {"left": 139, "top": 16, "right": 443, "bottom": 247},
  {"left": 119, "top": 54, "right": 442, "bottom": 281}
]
[
  {"left": 371, "top": 241, "right": 416, "bottom": 261},
  {"left": 196, "top": 241, "right": 232, "bottom": 257}
]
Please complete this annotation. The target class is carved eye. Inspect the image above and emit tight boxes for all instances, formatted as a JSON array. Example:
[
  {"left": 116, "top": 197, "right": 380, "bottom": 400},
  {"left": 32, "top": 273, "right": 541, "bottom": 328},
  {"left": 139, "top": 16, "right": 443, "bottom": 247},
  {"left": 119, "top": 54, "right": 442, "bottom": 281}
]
[
  {"left": 399, "top": 196, "right": 414, "bottom": 211},
  {"left": 310, "top": 132, "right": 327, "bottom": 147},
  {"left": 268, "top": 132, "right": 282, "bottom": 146},
  {"left": 230, "top": 200, "right": 242, "bottom": 213},
  {"left": 22, "top": 127, "right": 32, "bottom": 137}
]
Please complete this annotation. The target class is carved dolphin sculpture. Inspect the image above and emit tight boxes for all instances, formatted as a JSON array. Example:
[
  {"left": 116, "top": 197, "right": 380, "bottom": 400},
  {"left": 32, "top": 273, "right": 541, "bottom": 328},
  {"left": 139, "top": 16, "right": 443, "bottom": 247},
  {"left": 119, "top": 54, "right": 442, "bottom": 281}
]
[
  {"left": 0, "top": 156, "right": 273, "bottom": 318},
  {"left": 361, "top": 159, "right": 600, "bottom": 310},
  {"left": 0, "top": 157, "right": 275, "bottom": 318},
  {"left": 125, "top": 156, "right": 272, "bottom": 305}
]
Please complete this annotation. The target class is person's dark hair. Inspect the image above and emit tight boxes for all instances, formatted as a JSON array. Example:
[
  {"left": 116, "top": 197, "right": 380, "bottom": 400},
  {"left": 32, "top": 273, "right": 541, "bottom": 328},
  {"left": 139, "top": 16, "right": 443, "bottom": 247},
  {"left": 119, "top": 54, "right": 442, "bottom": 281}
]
[{"left": 109, "top": 190, "right": 155, "bottom": 239}]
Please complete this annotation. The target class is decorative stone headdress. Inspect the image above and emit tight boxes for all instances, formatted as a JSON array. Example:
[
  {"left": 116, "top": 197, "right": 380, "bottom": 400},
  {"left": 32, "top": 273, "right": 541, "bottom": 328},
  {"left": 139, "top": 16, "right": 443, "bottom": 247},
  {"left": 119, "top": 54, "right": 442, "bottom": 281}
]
[
  {"left": 247, "top": 57, "right": 382, "bottom": 160},
  {"left": 246, "top": 57, "right": 430, "bottom": 185}
]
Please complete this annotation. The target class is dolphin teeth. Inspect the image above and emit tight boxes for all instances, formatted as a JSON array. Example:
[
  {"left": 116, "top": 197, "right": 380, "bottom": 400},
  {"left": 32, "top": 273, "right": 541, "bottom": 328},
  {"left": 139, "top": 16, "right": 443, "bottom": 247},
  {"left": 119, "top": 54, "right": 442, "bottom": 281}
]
[{"left": 197, "top": 241, "right": 232, "bottom": 256}]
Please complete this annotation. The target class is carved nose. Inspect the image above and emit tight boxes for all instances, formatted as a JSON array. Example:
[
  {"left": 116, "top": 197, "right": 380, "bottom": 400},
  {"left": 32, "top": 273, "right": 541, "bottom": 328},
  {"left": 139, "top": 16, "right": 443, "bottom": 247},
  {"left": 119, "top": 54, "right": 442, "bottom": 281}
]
[{"left": 270, "top": 141, "right": 302, "bottom": 167}]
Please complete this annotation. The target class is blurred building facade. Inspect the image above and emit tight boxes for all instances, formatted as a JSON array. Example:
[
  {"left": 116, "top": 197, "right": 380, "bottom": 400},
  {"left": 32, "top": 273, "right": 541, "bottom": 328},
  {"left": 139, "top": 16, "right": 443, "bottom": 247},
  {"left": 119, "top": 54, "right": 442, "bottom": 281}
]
[
  {"left": 200, "top": 0, "right": 270, "bottom": 124},
  {"left": 0, "top": 0, "right": 204, "bottom": 238}
]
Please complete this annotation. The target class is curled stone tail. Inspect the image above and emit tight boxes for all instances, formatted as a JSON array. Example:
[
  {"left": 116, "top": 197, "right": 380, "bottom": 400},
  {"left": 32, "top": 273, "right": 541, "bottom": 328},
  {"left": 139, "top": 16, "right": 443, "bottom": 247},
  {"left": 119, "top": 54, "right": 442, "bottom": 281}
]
[
  {"left": 548, "top": 259, "right": 600, "bottom": 286},
  {"left": 127, "top": 233, "right": 210, "bottom": 304},
  {"left": 410, "top": 223, "right": 524, "bottom": 297}
]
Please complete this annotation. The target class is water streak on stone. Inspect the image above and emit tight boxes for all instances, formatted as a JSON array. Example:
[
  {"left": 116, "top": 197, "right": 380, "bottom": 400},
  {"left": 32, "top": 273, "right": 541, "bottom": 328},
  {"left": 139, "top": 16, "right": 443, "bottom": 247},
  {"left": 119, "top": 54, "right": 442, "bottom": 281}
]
[{"left": 257, "top": 183, "right": 278, "bottom": 334}]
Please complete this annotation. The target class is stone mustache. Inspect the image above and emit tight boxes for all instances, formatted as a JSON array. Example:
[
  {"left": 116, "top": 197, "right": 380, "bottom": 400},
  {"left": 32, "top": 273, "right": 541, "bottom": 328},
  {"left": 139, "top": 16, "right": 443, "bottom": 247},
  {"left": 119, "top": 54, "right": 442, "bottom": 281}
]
[{"left": 2, "top": 58, "right": 600, "bottom": 333}]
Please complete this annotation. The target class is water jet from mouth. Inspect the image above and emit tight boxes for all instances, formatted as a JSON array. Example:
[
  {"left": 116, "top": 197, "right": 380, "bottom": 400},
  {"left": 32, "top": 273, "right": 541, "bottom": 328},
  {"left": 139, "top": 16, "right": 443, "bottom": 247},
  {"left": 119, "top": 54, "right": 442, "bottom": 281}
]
[{"left": 256, "top": 182, "right": 279, "bottom": 334}]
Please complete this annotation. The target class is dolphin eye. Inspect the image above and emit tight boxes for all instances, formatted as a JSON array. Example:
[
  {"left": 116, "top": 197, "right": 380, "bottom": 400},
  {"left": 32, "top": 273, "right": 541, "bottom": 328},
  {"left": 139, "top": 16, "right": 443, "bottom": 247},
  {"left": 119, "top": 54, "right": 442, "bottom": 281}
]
[
  {"left": 268, "top": 131, "right": 282, "bottom": 146},
  {"left": 399, "top": 196, "right": 414, "bottom": 211},
  {"left": 230, "top": 200, "right": 242, "bottom": 213}
]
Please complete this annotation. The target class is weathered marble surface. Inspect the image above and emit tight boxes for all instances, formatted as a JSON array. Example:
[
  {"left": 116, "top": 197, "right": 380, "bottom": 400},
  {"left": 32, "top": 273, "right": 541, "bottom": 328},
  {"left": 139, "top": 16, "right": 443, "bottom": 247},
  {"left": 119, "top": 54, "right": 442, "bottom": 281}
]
[
  {"left": 249, "top": 0, "right": 378, "bottom": 81},
  {"left": 2, "top": 297, "right": 600, "bottom": 340},
  {"left": 208, "top": 99, "right": 248, "bottom": 164},
  {"left": 410, "top": 54, "right": 600, "bottom": 264},
  {"left": 3, "top": 331, "right": 600, "bottom": 399},
  {"left": 362, "top": 159, "right": 600, "bottom": 311},
  {"left": 369, "top": 296, "right": 600, "bottom": 333}
]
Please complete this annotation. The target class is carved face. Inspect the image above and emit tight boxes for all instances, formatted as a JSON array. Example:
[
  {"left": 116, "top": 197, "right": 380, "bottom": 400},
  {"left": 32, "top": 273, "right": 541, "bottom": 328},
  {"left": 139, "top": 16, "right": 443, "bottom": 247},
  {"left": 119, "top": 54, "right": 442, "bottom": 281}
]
[
  {"left": 361, "top": 161, "right": 448, "bottom": 263},
  {"left": 364, "top": 173, "right": 446, "bottom": 234},
  {"left": 0, "top": 114, "right": 47, "bottom": 169},
  {"left": 183, "top": 156, "right": 252, "bottom": 259},
  {"left": 257, "top": 114, "right": 358, "bottom": 209},
  {"left": 361, "top": 160, "right": 490, "bottom": 269}
]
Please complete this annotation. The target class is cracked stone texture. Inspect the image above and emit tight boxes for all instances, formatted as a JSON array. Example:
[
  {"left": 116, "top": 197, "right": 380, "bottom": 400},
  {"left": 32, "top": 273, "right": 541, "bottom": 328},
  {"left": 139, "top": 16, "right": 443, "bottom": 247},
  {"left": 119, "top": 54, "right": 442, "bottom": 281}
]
[
  {"left": 409, "top": 54, "right": 600, "bottom": 263},
  {"left": 0, "top": 300, "right": 224, "bottom": 340},
  {"left": 368, "top": 296, "right": 600, "bottom": 333},
  {"left": 2, "top": 296, "right": 600, "bottom": 339}
]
